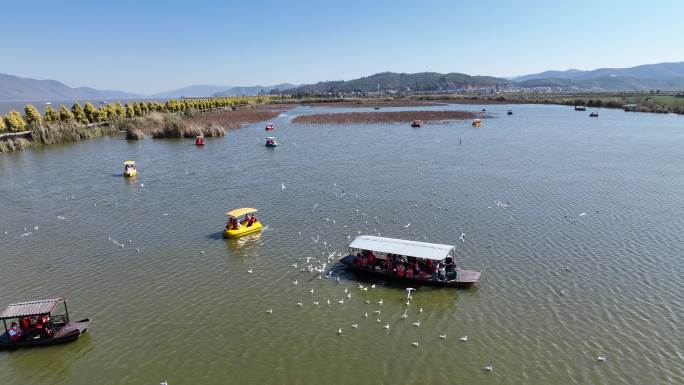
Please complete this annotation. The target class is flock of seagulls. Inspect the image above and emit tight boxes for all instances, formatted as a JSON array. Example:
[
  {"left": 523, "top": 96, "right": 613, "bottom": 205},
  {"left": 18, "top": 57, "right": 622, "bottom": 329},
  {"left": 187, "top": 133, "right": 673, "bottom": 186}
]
[{"left": 12, "top": 182, "right": 608, "bottom": 384}]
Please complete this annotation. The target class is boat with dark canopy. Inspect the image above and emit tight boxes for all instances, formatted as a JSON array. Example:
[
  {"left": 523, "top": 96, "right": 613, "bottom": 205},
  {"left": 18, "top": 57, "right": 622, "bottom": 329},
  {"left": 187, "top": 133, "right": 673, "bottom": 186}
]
[
  {"left": 339, "top": 235, "right": 481, "bottom": 288},
  {"left": 0, "top": 298, "right": 90, "bottom": 349}
]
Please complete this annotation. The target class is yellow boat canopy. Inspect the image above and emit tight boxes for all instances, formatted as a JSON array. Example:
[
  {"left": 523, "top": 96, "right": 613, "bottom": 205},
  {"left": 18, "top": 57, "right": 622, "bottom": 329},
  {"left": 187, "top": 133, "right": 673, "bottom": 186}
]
[
  {"left": 124, "top": 160, "right": 136, "bottom": 165},
  {"left": 226, "top": 207, "right": 258, "bottom": 217}
]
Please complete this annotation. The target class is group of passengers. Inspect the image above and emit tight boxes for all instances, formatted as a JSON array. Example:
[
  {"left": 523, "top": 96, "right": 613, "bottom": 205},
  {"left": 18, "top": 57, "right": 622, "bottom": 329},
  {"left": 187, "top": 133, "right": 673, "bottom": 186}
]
[
  {"left": 7, "top": 315, "right": 53, "bottom": 342},
  {"left": 226, "top": 214, "right": 258, "bottom": 231},
  {"left": 354, "top": 250, "right": 456, "bottom": 281}
]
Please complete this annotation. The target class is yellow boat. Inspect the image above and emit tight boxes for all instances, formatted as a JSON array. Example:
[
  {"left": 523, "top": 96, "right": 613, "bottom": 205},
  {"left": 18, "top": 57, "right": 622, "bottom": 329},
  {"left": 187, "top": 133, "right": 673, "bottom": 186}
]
[
  {"left": 223, "top": 207, "right": 263, "bottom": 238},
  {"left": 123, "top": 160, "right": 137, "bottom": 177}
]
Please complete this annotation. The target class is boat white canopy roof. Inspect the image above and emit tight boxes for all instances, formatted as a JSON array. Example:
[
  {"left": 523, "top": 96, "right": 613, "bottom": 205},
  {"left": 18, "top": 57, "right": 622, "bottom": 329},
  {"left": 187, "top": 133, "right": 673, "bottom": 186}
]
[
  {"left": 0, "top": 298, "right": 64, "bottom": 319},
  {"left": 349, "top": 235, "right": 453, "bottom": 261},
  {"left": 225, "top": 207, "right": 258, "bottom": 217}
]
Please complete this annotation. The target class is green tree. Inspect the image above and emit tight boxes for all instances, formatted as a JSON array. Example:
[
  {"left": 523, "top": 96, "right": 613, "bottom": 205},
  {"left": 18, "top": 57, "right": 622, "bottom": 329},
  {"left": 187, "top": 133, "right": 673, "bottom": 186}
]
[
  {"left": 133, "top": 102, "right": 143, "bottom": 117},
  {"left": 98, "top": 106, "right": 109, "bottom": 121},
  {"left": 4, "top": 110, "right": 26, "bottom": 132},
  {"left": 44, "top": 105, "right": 59, "bottom": 123},
  {"left": 116, "top": 101, "right": 126, "bottom": 119},
  {"left": 24, "top": 104, "right": 43, "bottom": 126},
  {"left": 59, "top": 105, "right": 74, "bottom": 122},
  {"left": 106, "top": 103, "right": 118, "bottom": 120},
  {"left": 125, "top": 102, "right": 135, "bottom": 118},
  {"left": 83, "top": 102, "right": 100, "bottom": 123},
  {"left": 71, "top": 102, "right": 88, "bottom": 124}
]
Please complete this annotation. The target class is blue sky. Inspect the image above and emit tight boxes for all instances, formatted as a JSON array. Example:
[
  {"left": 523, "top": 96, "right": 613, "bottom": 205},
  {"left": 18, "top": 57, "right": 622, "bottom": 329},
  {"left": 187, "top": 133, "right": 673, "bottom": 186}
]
[{"left": 1, "top": 0, "right": 682, "bottom": 94}]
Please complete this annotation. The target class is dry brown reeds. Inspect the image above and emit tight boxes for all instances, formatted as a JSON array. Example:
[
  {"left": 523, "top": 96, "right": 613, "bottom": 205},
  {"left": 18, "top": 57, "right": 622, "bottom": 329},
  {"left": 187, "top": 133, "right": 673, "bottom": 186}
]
[
  {"left": 292, "top": 110, "right": 480, "bottom": 124},
  {"left": 304, "top": 100, "right": 446, "bottom": 108}
]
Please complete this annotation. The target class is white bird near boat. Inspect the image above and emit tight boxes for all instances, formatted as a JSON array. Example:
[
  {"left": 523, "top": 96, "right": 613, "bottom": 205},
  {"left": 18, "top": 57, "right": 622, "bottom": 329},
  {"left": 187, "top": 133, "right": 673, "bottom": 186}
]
[
  {"left": 347, "top": 293, "right": 351, "bottom": 299},
  {"left": 311, "top": 289, "right": 315, "bottom": 294},
  {"left": 376, "top": 318, "right": 382, "bottom": 323},
  {"left": 439, "top": 334, "right": 447, "bottom": 340},
  {"left": 413, "top": 321, "right": 421, "bottom": 327},
  {"left": 364, "top": 312, "right": 368, "bottom": 318},
  {"left": 293, "top": 280, "right": 298, "bottom": 285},
  {"left": 338, "top": 299, "right": 344, "bottom": 304},
  {"left": 364, "top": 300, "right": 370, "bottom": 304},
  {"left": 460, "top": 336, "right": 468, "bottom": 341},
  {"left": 266, "top": 309, "right": 273, "bottom": 314},
  {"left": 326, "top": 299, "right": 331, "bottom": 305},
  {"left": 419, "top": 307, "right": 423, "bottom": 313},
  {"left": 352, "top": 324, "right": 358, "bottom": 329},
  {"left": 247, "top": 268, "right": 253, "bottom": 274},
  {"left": 313, "top": 301, "right": 319, "bottom": 306},
  {"left": 484, "top": 365, "right": 493, "bottom": 372},
  {"left": 597, "top": 356, "right": 607, "bottom": 362},
  {"left": 404, "top": 223, "right": 411, "bottom": 228},
  {"left": 377, "top": 299, "right": 383, "bottom": 306},
  {"left": 297, "top": 302, "right": 303, "bottom": 307},
  {"left": 371, "top": 284, "right": 376, "bottom": 289},
  {"left": 374, "top": 309, "right": 381, "bottom": 314},
  {"left": 459, "top": 233, "right": 466, "bottom": 243},
  {"left": 384, "top": 324, "right": 390, "bottom": 329},
  {"left": 338, "top": 328, "right": 342, "bottom": 335}
]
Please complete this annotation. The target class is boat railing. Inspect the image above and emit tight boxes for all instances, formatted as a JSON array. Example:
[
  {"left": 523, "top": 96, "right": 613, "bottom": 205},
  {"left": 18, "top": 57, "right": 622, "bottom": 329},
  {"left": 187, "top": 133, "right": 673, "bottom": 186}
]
[{"left": 51, "top": 314, "right": 69, "bottom": 327}]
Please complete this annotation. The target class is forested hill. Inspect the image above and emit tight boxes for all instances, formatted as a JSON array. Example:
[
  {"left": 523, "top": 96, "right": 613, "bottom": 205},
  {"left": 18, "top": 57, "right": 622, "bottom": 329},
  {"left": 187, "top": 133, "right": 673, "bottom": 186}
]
[{"left": 285, "top": 72, "right": 509, "bottom": 94}]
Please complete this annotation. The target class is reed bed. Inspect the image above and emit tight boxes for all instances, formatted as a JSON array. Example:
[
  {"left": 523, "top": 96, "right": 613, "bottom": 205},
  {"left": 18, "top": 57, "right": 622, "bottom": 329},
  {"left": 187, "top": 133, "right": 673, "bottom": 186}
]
[
  {"left": 304, "top": 100, "right": 446, "bottom": 108},
  {"left": 292, "top": 110, "right": 479, "bottom": 124},
  {"left": 185, "top": 109, "right": 281, "bottom": 130}
]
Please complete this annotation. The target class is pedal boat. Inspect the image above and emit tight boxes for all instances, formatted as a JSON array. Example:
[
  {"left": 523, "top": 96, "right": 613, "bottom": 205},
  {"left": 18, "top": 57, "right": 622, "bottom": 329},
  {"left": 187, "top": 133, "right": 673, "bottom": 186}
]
[
  {"left": 223, "top": 208, "right": 263, "bottom": 238},
  {"left": 123, "top": 160, "right": 137, "bottom": 177}
]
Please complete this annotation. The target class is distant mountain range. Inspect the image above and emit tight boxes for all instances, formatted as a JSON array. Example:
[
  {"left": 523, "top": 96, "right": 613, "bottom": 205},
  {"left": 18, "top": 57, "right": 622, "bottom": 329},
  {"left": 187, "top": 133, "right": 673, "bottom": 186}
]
[
  {"left": 212, "top": 83, "right": 297, "bottom": 97},
  {"left": 512, "top": 61, "right": 684, "bottom": 90},
  {"left": 148, "top": 85, "right": 233, "bottom": 99},
  {"left": 2, "top": 61, "right": 683, "bottom": 101},
  {"left": 0, "top": 73, "right": 141, "bottom": 101}
]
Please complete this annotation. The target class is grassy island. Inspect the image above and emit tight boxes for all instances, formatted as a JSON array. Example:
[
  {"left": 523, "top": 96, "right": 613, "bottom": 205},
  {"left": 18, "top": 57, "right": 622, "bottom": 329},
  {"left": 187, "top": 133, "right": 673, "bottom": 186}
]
[{"left": 292, "top": 110, "right": 479, "bottom": 124}]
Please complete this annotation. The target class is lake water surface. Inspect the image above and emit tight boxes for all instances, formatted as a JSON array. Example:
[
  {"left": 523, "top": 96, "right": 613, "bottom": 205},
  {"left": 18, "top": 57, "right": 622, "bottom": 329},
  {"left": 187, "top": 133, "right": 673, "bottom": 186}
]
[{"left": 1, "top": 104, "right": 682, "bottom": 385}]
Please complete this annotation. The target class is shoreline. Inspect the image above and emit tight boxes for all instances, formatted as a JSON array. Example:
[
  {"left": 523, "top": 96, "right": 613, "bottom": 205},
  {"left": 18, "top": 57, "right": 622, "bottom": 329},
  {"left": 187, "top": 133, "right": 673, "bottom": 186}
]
[{"left": 0, "top": 97, "right": 280, "bottom": 152}]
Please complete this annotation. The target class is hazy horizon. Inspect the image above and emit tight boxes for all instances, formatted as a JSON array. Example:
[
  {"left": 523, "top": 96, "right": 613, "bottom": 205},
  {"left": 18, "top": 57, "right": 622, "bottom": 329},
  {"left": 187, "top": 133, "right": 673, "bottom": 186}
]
[{"left": 2, "top": 0, "right": 683, "bottom": 94}]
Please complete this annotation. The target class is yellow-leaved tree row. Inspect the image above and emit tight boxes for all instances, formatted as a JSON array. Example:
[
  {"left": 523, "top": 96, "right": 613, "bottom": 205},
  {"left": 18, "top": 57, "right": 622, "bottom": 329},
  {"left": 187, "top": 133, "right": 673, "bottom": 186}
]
[{"left": 0, "top": 96, "right": 270, "bottom": 133}]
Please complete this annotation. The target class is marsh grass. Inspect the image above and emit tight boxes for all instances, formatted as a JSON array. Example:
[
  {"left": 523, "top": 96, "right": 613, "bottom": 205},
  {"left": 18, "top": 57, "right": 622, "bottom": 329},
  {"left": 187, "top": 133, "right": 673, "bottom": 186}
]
[{"left": 292, "top": 110, "right": 479, "bottom": 124}]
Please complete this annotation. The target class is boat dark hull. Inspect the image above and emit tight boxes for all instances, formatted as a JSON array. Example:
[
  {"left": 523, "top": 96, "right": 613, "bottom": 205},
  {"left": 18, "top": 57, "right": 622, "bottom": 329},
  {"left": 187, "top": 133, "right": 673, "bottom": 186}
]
[
  {"left": 0, "top": 318, "right": 90, "bottom": 349},
  {"left": 339, "top": 255, "right": 479, "bottom": 288}
]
